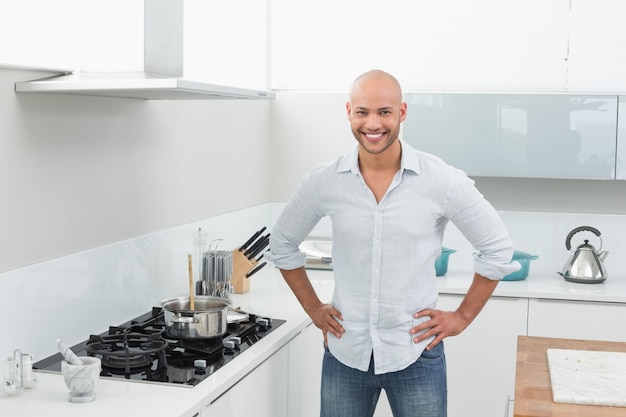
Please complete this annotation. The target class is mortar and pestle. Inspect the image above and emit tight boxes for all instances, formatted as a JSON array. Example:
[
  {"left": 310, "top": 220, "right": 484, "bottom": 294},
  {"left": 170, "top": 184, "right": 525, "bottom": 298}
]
[{"left": 56, "top": 338, "right": 101, "bottom": 403}]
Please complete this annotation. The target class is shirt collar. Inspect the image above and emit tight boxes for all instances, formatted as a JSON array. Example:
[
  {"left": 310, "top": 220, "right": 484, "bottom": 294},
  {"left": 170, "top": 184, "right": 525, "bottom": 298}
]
[{"left": 336, "top": 139, "right": 421, "bottom": 175}]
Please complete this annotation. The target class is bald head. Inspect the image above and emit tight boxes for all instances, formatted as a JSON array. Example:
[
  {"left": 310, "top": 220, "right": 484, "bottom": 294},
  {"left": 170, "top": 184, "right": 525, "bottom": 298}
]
[
  {"left": 349, "top": 70, "right": 403, "bottom": 104},
  {"left": 346, "top": 70, "right": 407, "bottom": 159}
]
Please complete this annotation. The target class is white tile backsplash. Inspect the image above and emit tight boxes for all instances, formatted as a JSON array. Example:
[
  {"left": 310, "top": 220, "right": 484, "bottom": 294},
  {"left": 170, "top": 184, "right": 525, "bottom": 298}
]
[
  {"left": 293, "top": 202, "right": 626, "bottom": 278},
  {"left": 0, "top": 205, "right": 272, "bottom": 362},
  {"left": 2, "top": 203, "right": 624, "bottom": 363},
  {"left": 442, "top": 211, "right": 626, "bottom": 278}
]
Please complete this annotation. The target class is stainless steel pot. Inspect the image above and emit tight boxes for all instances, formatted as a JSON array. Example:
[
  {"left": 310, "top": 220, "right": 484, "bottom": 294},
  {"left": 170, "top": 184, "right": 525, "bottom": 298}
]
[{"left": 161, "top": 295, "right": 230, "bottom": 339}]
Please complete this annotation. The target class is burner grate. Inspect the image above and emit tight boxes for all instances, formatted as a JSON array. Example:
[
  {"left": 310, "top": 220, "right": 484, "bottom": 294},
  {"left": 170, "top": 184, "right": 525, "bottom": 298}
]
[
  {"left": 86, "top": 331, "right": 168, "bottom": 377},
  {"left": 33, "top": 307, "right": 285, "bottom": 386}
]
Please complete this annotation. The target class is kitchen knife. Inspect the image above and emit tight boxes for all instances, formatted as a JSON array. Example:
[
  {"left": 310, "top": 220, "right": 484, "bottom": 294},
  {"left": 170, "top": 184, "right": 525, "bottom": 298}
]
[
  {"left": 255, "top": 249, "right": 268, "bottom": 263},
  {"left": 244, "top": 233, "right": 270, "bottom": 258},
  {"left": 246, "top": 262, "right": 267, "bottom": 278},
  {"left": 247, "top": 235, "right": 270, "bottom": 260},
  {"left": 243, "top": 237, "right": 263, "bottom": 257},
  {"left": 239, "top": 227, "right": 266, "bottom": 252},
  {"left": 247, "top": 236, "right": 270, "bottom": 260}
]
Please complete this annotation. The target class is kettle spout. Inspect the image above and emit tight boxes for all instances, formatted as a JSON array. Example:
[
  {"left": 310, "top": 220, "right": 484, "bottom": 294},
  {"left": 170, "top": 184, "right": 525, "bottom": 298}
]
[{"left": 598, "top": 251, "right": 609, "bottom": 262}]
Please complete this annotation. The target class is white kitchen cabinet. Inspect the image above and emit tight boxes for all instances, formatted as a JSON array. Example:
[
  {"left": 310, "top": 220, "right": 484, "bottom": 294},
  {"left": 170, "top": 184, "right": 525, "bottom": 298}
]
[
  {"left": 287, "top": 321, "right": 395, "bottom": 417},
  {"left": 287, "top": 322, "right": 324, "bottom": 417},
  {"left": 437, "top": 295, "right": 528, "bottom": 417},
  {"left": 567, "top": 0, "right": 626, "bottom": 92},
  {"left": 203, "top": 345, "right": 289, "bottom": 417},
  {"left": 403, "top": 93, "right": 618, "bottom": 179},
  {"left": 271, "top": 0, "right": 567, "bottom": 91},
  {"left": 527, "top": 298, "right": 626, "bottom": 342},
  {"left": 506, "top": 395, "right": 515, "bottom": 417},
  {"left": 183, "top": 0, "right": 268, "bottom": 90},
  {"left": 617, "top": 96, "right": 626, "bottom": 180},
  {"left": 373, "top": 392, "right": 394, "bottom": 417}
]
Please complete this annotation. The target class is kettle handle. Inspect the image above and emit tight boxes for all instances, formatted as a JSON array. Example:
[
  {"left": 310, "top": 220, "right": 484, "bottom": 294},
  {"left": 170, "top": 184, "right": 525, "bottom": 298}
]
[{"left": 565, "top": 226, "right": 601, "bottom": 250}]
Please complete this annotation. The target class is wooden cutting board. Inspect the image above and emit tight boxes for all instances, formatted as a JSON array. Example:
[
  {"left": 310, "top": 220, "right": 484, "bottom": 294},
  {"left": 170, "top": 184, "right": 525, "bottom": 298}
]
[
  {"left": 547, "top": 349, "right": 626, "bottom": 407},
  {"left": 515, "top": 336, "right": 626, "bottom": 417}
]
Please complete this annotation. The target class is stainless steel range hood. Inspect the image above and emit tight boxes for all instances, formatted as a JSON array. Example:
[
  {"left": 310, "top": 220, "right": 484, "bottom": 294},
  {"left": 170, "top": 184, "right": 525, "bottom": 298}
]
[{"left": 15, "top": 0, "right": 275, "bottom": 100}]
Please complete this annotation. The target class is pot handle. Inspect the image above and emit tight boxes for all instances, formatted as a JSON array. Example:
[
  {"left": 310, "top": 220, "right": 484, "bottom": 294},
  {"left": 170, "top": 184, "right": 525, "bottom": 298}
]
[
  {"left": 565, "top": 226, "right": 601, "bottom": 250},
  {"left": 171, "top": 313, "right": 199, "bottom": 324}
]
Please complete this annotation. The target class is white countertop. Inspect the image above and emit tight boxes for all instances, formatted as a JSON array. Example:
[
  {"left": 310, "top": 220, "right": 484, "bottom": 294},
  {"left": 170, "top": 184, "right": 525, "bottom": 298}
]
[
  {"left": 0, "top": 267, "right": 327, "bottom": 417},
  {"left": 2, "top": 266, "right": 625, "bottom": 416},
  {"left": 439, "top": 268, "right": 626, "bottom": 303}
]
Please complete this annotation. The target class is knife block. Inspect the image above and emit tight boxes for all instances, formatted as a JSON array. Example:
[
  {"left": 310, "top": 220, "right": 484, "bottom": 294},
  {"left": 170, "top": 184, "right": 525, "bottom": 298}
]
[{"left": 231, "top": 249, "right": 255, "bottom": 294}]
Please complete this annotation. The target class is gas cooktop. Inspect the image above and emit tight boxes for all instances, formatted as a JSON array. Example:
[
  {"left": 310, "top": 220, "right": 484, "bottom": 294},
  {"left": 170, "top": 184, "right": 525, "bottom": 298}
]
[{"left": 34, "top": 307, "right": 285, "bottom": 387}]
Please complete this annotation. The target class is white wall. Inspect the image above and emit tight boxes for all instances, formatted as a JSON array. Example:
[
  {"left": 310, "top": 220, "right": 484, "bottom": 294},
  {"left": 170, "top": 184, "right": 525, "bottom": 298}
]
[
  {"left": 0, "top": 67, "right": 272, "bottom": 273},
  {"left": 269, "top": 91, "right": 354, "bottom": 200},
  {"left": 0, "top": 204, "right": 275, "bottom": 361}
]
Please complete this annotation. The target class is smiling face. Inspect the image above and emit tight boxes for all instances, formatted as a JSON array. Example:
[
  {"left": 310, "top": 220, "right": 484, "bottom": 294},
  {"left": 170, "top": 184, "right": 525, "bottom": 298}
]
[{"left": 346, "top": 70, "right": 407, "bottom": 157}]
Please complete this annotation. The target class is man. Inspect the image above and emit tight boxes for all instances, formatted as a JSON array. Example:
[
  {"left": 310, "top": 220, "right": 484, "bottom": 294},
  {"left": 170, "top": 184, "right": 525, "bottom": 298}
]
[{"left": 267, "top": 70, "right": 519, "bottom": 417}]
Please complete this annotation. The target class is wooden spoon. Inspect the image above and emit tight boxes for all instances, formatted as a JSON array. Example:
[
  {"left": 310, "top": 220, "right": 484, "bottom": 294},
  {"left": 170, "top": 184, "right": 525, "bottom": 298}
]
[{"left": 188, "top": 254, "right": 195, "bottom": 310}]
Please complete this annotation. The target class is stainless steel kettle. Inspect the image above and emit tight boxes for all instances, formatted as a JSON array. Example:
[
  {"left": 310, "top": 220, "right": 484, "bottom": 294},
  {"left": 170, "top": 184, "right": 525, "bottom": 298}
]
[{"left": 558, "top": 226, "right": 608, "bottom": 283}]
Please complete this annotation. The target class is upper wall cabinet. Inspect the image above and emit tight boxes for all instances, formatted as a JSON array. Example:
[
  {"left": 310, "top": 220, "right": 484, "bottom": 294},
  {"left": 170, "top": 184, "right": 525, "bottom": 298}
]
[
  {"left": 402, "top": 93, "right": 618, "bottom": 179},
  {"left": 567, "top": 0, "right": 626, "bottom": 92},
  {"left": 271, "top": 0, "right": 568, "bottom": 91},
  {"left": 271, "top": 0, "right": 626, "bottom": 93},
  {"left": 617, "top": 96, "right": 626, "bottom": 180},
  {"left": 182, "top": 0, "right": 268, "bottom": 90}
]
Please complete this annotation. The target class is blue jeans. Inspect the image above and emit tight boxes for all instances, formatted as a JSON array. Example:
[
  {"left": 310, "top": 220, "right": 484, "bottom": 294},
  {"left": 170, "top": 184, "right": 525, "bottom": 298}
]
[{"left": 320, "top": 342, "right": 447, "bottom": 417}]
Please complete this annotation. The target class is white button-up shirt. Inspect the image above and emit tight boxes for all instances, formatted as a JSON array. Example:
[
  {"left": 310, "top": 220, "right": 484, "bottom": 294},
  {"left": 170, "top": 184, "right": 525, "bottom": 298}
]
[{"left": 267, "top": 140, "right": 518, "bottom": 374}]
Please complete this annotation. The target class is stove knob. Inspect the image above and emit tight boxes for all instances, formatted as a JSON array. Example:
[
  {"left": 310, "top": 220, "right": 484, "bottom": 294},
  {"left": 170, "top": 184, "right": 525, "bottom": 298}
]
[
  {"left": 230, "top": 337, "right": 241, "bottom": 347},
  {"left": 257, "top": 318, "right": 271, "bottom": 330},
  {"left": 224, "top": 340, "right": 236, "bottom": 350},
  {"left": 194, "top": 359, "right": 207, "bottom": 368}
]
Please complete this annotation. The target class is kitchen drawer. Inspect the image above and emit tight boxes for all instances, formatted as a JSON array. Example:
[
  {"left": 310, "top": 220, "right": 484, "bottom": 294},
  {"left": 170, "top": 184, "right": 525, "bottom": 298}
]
[
  {"left": 204, "top": 345, "right": 289, "bottom": 417},
  {"left": 528, "top": 298, "right": 626, "bottom": 342}
]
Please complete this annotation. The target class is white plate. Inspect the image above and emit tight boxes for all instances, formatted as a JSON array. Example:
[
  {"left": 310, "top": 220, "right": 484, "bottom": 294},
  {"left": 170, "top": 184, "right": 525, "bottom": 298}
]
[{"left": 227, "top": 309, "right": 249, "bottom": 324}]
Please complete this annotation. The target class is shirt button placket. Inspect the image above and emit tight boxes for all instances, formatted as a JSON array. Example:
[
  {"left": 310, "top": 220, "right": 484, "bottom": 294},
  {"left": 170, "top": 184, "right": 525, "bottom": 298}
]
[{"left": 370, "top": 208, "right": 384, "bottom": 367}]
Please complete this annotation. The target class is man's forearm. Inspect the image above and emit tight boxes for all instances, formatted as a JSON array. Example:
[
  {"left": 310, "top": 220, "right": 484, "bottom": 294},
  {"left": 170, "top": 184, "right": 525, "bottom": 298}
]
[
  {"left": 455, "top": 273, "right": 499, "bottom": 327},
  {"left": 280, "top": 266, "right": 345, "bottom": 340},
  {"left": 280, "top": 267, "right": 322, "bottom": 315}
]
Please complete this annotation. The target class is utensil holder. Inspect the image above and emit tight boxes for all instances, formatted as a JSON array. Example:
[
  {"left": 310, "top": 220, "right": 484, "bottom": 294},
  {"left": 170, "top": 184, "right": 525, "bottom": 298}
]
[
  {"left": 200, "top": 246, "right": 233, "bottom": 300},
  {"left": 231, "top": 249, "right": 256, "bottom": 294}
]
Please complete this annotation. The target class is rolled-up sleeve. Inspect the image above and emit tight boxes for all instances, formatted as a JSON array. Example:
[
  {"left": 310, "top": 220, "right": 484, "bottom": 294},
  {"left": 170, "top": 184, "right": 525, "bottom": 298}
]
[
  {"left": 266, "top": 169, "right": 326, "bottom": 270},
  {"left": 444, "top": 169, "right": 521, "bottom": 280}
]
